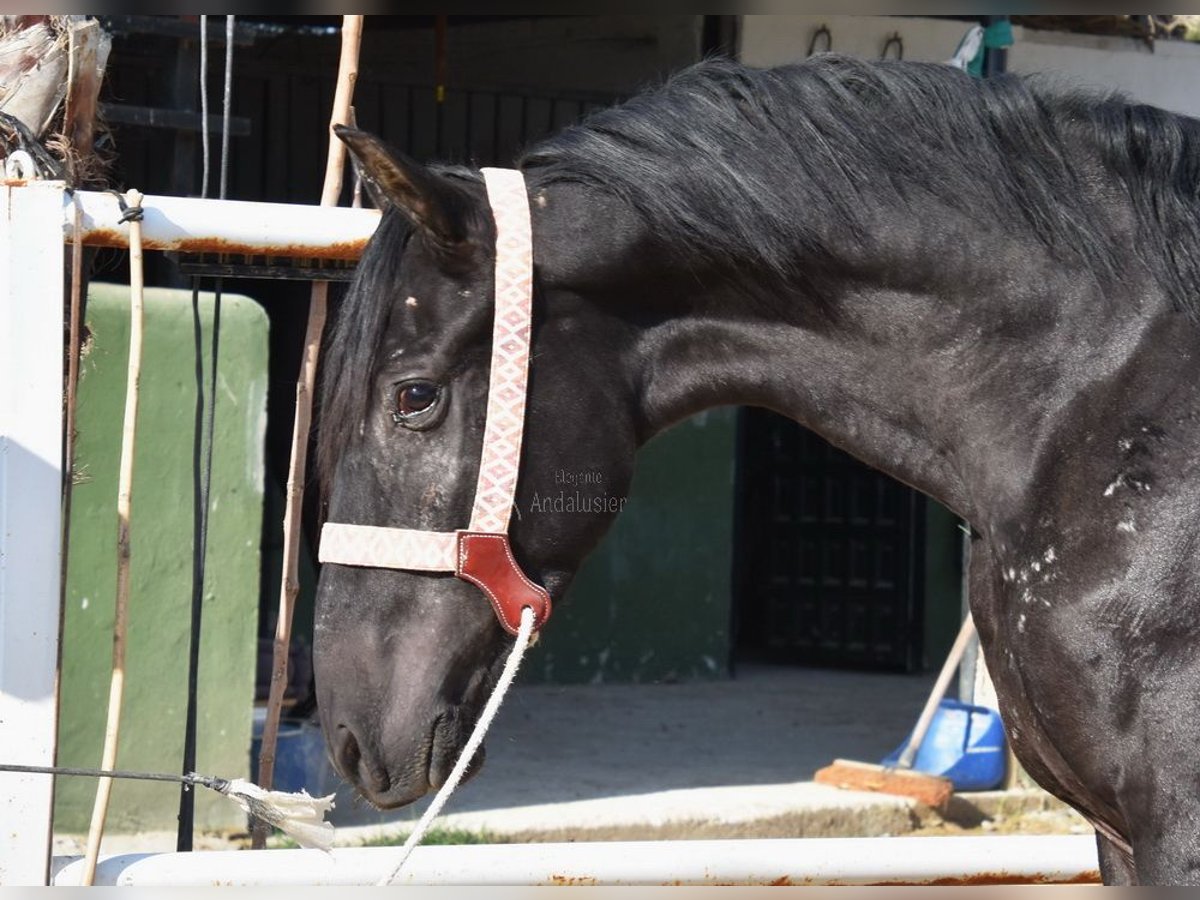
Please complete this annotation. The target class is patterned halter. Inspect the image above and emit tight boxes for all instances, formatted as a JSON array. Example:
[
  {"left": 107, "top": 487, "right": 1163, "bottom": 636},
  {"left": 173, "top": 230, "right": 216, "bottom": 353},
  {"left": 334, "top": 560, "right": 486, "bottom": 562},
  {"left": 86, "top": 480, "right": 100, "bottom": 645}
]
[{"left": 318, "top": 168, "right": 551, "bottom": 635}]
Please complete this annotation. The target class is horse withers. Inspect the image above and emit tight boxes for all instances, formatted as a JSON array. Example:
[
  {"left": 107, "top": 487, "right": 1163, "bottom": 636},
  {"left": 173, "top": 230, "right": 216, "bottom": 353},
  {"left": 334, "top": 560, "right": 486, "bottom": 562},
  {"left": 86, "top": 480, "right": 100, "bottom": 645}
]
[{"left": 314, "top": 56, "right": 1200, "bottom": 884}]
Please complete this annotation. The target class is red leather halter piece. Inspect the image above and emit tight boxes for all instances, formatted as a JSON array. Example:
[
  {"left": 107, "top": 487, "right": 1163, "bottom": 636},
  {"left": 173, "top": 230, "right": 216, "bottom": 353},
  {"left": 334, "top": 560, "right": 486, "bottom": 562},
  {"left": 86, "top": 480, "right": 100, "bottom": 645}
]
[
  {"left": 457, "top": 532, "right": 549, "bottom": 635},
  {"left": 318, "top": 168, "right": 551, "bottom": 635}
]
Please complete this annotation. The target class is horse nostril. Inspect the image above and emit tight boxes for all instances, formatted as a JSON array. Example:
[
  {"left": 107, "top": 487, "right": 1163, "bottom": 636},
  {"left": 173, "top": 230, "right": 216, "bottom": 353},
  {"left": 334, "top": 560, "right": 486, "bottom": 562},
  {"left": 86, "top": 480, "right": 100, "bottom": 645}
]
[
  {"left": 334, "top": 723, "right": 392, "bottom": 796},
  {"left": 333, "top": 724, "right": 361, "bottom": 778}
]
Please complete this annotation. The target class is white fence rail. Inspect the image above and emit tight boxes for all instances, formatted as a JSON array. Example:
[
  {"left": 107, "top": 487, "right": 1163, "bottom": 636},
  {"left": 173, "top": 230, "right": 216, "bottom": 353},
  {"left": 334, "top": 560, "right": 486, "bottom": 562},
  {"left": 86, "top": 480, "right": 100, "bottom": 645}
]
[
  {"left": 70, "top": 189, "right": 380, "bottom": 259},
  {"left": 52, "top": 835, "right": 1100, "bottom": 887}
]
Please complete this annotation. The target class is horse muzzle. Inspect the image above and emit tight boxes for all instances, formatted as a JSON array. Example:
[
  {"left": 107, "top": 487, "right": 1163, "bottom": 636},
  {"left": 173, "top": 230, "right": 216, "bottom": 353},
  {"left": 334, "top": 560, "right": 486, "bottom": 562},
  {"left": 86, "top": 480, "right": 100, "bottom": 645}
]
[{"left": 327, "top": 702, "right": 486, "bottom": 809}]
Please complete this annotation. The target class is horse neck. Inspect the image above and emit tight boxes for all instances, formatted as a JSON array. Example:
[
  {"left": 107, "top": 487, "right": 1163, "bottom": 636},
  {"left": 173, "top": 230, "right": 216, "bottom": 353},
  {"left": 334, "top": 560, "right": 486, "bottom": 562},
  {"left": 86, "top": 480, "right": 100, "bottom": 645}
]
[{"left": 620, "top": 219, "right": 1178, "bottom": 530}]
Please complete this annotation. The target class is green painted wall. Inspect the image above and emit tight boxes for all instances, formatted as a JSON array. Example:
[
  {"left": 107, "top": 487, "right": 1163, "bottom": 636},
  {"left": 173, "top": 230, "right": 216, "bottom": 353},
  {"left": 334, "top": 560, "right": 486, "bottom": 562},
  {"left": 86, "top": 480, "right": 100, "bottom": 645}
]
[
  {"left": 518, "top": 405, "right": 958, "bottom": 684},
  {"left": 54, "top": 284, "right": 266, "bottom": 833},
  {"left": 525, "top": 408, "right": 737, "bottom": 684}
]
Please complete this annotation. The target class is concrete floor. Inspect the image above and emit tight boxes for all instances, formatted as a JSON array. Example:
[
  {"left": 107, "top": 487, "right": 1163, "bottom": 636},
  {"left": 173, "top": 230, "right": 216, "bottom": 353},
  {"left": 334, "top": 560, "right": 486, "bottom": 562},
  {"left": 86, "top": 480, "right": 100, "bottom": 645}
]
[
  {"left": 330, "top": 662, "right": 940, "bottom": 837},
  {"left": 58, "top": 662, "right": 1088, "bottom": 857}
]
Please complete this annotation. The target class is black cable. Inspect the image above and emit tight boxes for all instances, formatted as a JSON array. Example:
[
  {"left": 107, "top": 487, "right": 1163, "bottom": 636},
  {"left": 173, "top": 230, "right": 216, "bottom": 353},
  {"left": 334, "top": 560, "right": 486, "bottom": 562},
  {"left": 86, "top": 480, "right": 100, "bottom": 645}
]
[
  {"left": 178, "top": 280, "right": 207, "bottom": 851},
  {"left": 1, "top": 762, "right": 227, "bottom": 793},
  {"left": 179, "top": 279, "right": 224, "bottom": 853},
  {"left": 106, "top": 190, "right": 145, "bottom": 223},
  {"left": 178, "top": 14, "right": 233, "bottom": 853}
]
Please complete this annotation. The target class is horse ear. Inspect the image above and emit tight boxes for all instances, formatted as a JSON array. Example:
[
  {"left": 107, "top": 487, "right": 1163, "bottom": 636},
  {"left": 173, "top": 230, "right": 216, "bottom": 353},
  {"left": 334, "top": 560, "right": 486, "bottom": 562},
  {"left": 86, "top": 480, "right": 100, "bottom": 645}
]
[{"left": 334, "top": 124, "right": 472, "bottom": 249}]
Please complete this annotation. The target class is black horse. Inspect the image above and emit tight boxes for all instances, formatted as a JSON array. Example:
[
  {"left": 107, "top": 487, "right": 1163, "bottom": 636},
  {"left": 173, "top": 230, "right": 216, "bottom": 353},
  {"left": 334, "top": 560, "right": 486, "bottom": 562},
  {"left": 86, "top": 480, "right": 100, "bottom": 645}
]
[{"left": 314, "top": 55, "right": 1200, "bottom": 885}]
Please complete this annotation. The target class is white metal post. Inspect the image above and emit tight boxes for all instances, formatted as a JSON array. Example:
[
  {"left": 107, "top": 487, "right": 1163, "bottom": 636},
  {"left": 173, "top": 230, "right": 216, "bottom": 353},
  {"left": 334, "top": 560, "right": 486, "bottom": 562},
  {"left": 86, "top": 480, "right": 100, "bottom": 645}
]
[
  {"left": 0, "top": 180, "right": 67, "bottom": 885},
  {"left": 0, "top": 184, "right": 377, "bottom": 885}
]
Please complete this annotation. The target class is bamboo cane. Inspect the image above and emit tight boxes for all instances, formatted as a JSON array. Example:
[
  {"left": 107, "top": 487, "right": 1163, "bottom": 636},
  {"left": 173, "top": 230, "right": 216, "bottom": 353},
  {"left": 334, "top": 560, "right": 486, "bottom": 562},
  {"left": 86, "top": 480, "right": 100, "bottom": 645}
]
[
  {"left": 80, "top": 189, "right": 144, "bottom": 885},
  {"left": 253, "top": 14, "right": 363, "bottom": 850}
]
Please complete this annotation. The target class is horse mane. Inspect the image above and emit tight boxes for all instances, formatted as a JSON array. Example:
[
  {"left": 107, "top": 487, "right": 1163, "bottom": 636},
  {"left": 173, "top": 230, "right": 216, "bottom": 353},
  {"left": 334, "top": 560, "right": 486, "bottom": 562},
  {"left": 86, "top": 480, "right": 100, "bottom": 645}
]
[
  {"left": 521, "top": 54, "right": 1200, "bottom": 315},
  {"left": 320, "top": 55, "right": 1200, "bottom": 486},
  {"left": 317, "top": 208, "right": 413, "bottom": 496}
]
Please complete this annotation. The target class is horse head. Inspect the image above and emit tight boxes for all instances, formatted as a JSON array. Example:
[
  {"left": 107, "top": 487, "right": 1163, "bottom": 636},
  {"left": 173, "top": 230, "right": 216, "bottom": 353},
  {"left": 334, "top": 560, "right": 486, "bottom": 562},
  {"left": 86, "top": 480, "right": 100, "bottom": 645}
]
[{"left": 313, "top": 127, "right": 647, "bottom": 808}]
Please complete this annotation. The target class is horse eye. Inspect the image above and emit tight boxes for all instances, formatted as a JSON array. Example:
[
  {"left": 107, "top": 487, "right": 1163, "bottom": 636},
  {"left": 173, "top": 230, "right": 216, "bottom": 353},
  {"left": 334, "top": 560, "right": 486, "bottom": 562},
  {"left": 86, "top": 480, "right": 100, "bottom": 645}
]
[{"left": 393, "top": 381, "right": 441, "bottom": 422}]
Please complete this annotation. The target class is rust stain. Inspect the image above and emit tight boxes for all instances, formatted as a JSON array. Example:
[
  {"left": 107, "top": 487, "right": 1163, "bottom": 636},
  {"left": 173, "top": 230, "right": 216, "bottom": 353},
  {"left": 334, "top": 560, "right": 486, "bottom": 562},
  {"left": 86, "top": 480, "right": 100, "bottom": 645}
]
[
  {"left": 76, "top": 228, "right": 370, "bottom": 261},
  {"left": 2, "top": 178, "right": 28, "bottom": 187},
  {"left": 863, "top": 869, "right": 1101, "bottom": 887},
  {"left": 654, "top": 869, "right": 1100, "bottom": 887},
  {"left": 82, "top": 226, "right": 126, "bottom": 246},
  {"left": 545, "top": 874, "right": 599, "bottom": 886}
]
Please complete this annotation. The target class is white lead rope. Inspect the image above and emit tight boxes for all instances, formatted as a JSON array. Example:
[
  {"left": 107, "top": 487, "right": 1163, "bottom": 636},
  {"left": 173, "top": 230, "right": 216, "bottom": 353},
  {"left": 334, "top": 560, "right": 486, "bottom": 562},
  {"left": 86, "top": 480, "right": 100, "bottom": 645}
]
[{"left": 377, "top": 605, "right": 536, "bottom": 885}]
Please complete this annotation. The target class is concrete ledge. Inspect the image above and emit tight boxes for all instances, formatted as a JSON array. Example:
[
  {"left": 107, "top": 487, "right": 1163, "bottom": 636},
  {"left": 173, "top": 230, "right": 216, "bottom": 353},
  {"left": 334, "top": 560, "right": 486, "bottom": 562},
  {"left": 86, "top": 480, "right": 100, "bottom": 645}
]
[
  {"left": 334, "top": 784, "right": 1083, "bottom": 846},
  {"left": 52, "top": 785, "right": 1090, "bottom": 853},
  {"left": 942, "top": 789, "right": 1079, "bottom": 827}
]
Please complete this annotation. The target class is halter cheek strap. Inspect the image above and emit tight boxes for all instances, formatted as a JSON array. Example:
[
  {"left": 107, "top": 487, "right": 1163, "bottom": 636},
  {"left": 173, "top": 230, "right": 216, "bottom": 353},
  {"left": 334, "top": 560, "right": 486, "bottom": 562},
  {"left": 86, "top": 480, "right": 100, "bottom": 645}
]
[{"left": 317, "top": 168, "right": 551, "bottom": 635}]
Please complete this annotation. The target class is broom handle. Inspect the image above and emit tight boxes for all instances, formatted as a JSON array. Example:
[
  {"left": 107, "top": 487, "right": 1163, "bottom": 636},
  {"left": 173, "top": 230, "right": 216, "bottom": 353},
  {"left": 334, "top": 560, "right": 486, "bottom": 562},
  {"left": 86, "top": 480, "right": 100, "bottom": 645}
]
[{"left": 896, "top": 613, "right": 977, "bottom": 770}]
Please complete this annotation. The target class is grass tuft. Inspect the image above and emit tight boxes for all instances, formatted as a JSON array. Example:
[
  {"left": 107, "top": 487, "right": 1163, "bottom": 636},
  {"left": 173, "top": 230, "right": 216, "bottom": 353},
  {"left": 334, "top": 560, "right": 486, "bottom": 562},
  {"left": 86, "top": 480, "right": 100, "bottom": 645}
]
[{"left": 267, "top": 827, "right": 496, "bottom": 850}]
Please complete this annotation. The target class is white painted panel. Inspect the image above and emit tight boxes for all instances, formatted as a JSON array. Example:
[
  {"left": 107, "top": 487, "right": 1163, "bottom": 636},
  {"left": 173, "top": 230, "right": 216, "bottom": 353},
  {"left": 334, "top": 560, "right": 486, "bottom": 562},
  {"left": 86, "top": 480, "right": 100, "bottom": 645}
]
[
  {"left": 741, "top": 15, "right": 979, "bottom": 67},
  {"left": 0, "top": 181, "right": 66, "bottom": 885},
  {"left": 1009, "top": 27, "right": 1200, "bottom": 117},
  {"left": 742, "top": 14, "right": 1200, "bottom": 120}
]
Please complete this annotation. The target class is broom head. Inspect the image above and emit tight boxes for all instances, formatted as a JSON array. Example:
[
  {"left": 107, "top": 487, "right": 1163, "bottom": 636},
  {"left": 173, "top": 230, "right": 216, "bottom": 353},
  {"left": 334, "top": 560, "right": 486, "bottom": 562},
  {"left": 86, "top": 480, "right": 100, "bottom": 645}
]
[{"left": 814, "top": 758, "right": 954, "bottom": 810}]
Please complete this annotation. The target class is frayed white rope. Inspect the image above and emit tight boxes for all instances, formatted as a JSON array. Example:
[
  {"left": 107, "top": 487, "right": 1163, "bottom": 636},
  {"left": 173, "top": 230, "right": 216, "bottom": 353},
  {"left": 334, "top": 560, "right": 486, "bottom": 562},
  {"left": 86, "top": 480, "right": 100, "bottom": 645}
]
[
  {"left": 217, "top": 779, "right": 335, "bottom": 852},
  {"left": 377, "top": 605, "right": 536, "bottom": 885}
]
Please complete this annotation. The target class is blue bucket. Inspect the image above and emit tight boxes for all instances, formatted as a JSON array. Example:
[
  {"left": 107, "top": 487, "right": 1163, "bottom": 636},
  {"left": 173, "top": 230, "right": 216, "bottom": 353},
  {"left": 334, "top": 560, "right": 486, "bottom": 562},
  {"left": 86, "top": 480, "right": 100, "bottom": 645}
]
[{"left": 881, "top": 699, "right": 1006, "bottom": 791}]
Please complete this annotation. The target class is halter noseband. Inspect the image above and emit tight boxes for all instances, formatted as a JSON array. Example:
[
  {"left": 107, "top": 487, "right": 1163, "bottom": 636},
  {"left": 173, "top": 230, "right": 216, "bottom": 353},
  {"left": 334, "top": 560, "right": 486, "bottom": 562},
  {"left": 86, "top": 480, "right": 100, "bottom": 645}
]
[{"left": 318, "top": 168, "right": 551, "bottom": 635}]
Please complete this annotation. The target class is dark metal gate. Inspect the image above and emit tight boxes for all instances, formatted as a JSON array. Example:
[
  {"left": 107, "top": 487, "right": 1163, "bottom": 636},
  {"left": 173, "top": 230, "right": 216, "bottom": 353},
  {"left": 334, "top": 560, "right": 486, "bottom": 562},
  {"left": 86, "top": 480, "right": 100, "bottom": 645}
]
[{"left": 735, "top": 408, "right": 925, "bottom": 671}]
